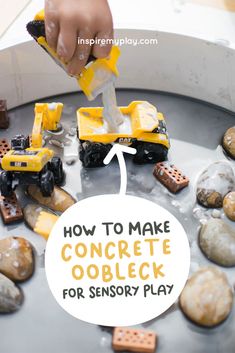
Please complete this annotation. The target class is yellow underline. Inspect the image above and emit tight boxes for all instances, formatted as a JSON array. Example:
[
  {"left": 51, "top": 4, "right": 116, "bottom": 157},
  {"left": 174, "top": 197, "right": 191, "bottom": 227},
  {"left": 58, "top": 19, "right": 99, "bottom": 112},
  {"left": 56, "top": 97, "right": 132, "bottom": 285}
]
[{"left": 190, "top": 0, "right": 235, "bottom": 12}]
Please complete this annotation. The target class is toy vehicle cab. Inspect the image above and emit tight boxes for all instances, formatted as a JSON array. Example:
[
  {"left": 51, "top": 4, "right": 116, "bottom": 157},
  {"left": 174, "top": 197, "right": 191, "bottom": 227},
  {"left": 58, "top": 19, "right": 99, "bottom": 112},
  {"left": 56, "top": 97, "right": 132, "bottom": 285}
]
[
  {"left": 11, "top": 134, "right": 30, "bottom": 150},
  {"left": 77, "top": 101, "right": 170, "bottom": 167}
]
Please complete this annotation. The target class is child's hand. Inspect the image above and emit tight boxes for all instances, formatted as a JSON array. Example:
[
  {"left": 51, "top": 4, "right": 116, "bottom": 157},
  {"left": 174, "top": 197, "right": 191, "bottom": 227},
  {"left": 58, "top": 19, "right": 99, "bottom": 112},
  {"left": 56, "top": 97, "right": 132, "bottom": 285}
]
[{"left": 45, "top": 0, "right": 113, "bottom": 75}]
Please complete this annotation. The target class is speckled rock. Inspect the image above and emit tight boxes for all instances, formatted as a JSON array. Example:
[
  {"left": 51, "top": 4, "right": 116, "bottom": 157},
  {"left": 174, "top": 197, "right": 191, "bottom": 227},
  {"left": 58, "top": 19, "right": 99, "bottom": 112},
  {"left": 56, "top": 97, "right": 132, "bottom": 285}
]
[
  {"left": 0, "top": 273, "right": 23, "bottom": 313},
  {"left": 180, "top": 267, "right": 233, "bottom": 327},
  {"left": 223, "top": 126, "right": 235, "bottom": 159},
  {"left": 199, "top": 219, "right": 235, "bottom": 266},
  {"left": 0, "top": 237, "right": 34, "bottom": 281},
  {"left": 27, "top": 185, "right": 76, "bottom": 213},
  {"left": 223, "top": 191, "right": 235, "bottom": 221},
  {"left": 196, "top": 161, "right": 234, "bottom": 208}
]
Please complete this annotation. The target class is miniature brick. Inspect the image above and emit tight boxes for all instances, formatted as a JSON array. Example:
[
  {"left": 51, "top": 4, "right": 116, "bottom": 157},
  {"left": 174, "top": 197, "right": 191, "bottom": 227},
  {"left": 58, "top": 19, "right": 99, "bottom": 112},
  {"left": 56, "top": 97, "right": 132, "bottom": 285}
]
[
  {"left": 153, "top": 162, "right": 189, "bottom": 193},
  {"left": 0, "top": 192, "right": 23, "bottom": 224},
  {"left": 0, "top": 139, "right": 10, "bottom": 164},
  {"left": 0, "top": 100, "right": 9, "bottom": 129},
  {"left": 112, "top": 327, "right": 157, "bottom": 353}
]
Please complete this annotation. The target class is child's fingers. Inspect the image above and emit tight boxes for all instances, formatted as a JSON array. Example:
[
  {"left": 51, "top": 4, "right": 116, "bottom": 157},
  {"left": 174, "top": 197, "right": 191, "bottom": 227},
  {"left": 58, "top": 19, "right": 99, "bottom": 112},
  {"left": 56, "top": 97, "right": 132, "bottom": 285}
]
[
  {"left": 56, "top": 21, "right": 78, "bottom": 62},
  {"left": 45, "top": 0, "right": 59, "bottom": 51},
  {"left": 67, "top": 32, "right": 94, "bottom": 75},
  {"left": 45, "top": 19, "right": 59, "bottom": 51},
  {"left": 92, "top": 29, "right": 113, "bottom": 58}
]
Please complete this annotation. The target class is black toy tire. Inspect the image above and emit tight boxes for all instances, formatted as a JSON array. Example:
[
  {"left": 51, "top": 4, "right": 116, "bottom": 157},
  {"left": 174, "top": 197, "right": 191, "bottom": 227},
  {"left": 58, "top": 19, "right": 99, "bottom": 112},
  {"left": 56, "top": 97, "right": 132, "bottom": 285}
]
[
  {"left": 0, "top": 171, "right": 13, "bottom": 197},
  {"left": 50, "top": 157, "right": 64, "bottom": 185},
  {"left": 40, "top": 170, "right": 55, "bottom": 197},
  {"left": 26, "top": 20, "right": 45, "bottom": 39},
  {"left": 79, "top": 142, "right": 112, "bottom": 168},
  {"left": 133, "top": 142, "right": 168, "bottom": 164}
]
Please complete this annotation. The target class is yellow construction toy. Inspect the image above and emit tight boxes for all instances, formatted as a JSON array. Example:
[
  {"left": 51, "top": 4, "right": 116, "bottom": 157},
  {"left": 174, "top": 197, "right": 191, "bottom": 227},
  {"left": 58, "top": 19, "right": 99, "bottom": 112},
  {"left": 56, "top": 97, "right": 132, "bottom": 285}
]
[
  {"left": 26, "top": 10, "right": 120, "bottom": 101},
  {"left": 78, "top": 101, "right": 169, "bottom": 167},
  {"left": 27, "top": 10, "right": 170, "bottom": 168},
  {"left": 0, "top": 103, "right": 65, "bottom": 197}
]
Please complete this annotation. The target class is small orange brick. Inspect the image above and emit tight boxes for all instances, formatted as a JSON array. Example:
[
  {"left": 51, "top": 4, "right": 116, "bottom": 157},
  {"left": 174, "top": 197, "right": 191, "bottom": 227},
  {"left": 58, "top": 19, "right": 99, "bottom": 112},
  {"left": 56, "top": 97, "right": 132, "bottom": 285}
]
[
  {"left": 0, "top": 138, "right": 10, "bottom": 164},
  {"left": 153, "top": 162, "right": 189, "bottom": 193},
  {"left": 0, "top": 192, "right": 23, "bottom": 224},
  {"left": 112, "top": 327, "right": 157, "bottom": 353}
]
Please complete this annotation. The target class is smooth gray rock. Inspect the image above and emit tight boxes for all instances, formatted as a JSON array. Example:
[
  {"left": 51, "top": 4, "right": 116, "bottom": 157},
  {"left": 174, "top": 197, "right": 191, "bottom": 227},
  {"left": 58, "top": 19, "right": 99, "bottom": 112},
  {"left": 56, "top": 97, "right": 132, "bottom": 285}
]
[
  {"left": 199, "top": 218, "right": 235, "bottom": 266},
  {"left": 0, "top": 273, "right": 23, "bottom": 313}
]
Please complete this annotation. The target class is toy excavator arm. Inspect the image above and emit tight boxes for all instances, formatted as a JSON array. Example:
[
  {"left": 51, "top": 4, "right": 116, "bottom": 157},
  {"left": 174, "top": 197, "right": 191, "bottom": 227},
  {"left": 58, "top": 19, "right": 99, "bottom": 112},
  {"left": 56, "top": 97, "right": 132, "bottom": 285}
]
[{"left": 31, "top": 103, "right": 63, "bottom": 148}]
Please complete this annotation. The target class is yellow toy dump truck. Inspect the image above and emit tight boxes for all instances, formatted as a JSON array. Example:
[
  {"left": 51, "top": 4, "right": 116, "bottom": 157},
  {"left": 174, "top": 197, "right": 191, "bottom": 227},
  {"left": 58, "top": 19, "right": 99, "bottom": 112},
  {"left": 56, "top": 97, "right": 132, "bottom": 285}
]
[
  {"left": 0, "top": 103, "right": 64, "bottom": 197},
  {"left": 77, "top": 101, "right": 170, "bottom": 167}
]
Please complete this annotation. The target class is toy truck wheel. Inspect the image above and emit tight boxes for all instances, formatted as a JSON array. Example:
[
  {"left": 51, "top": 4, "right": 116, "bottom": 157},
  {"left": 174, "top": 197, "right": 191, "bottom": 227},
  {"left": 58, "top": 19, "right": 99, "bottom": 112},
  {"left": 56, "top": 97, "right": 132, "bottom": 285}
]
[
  {"left": 40, "top": 170, "right": 55, "bottom": 197},
  {"left": 26, "top": 20, "right": 45, "bottom": 39},
  {"left": 50, "top": 157, "right": 64, "bottom": 185},
  {"left": 79, "top": 142, "right": 112, "bottom": 168},
  {"left": 133, "top": 143, "right": 168, "bottom": 164},
  {"left": 0, "top": 171, "right": 13, "bottom": 197}
]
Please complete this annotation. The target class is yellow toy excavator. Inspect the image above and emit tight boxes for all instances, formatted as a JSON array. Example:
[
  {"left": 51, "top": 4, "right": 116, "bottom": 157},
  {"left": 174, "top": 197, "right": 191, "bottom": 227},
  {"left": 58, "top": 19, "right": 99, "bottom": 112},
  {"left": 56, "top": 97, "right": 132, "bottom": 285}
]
[{"left": 0, "top": 103, "right": 64, "bottom": 197}]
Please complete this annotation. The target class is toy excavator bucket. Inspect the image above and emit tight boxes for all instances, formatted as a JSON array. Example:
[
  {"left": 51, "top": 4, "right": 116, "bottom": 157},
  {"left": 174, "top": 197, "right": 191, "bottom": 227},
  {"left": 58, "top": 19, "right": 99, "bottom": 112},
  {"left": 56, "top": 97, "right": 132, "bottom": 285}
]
[
  {"left": 77, "top": 46, "right": 120, "bottom": 100},
  {"left": 27, "top": 10, "right": 120, "bottom": 100},
  {"left": 35, "top": 102, "right": 63, "bottom": 130},
  {"left": 32, "top": 103, "right": 63, "bottom": 148}
]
